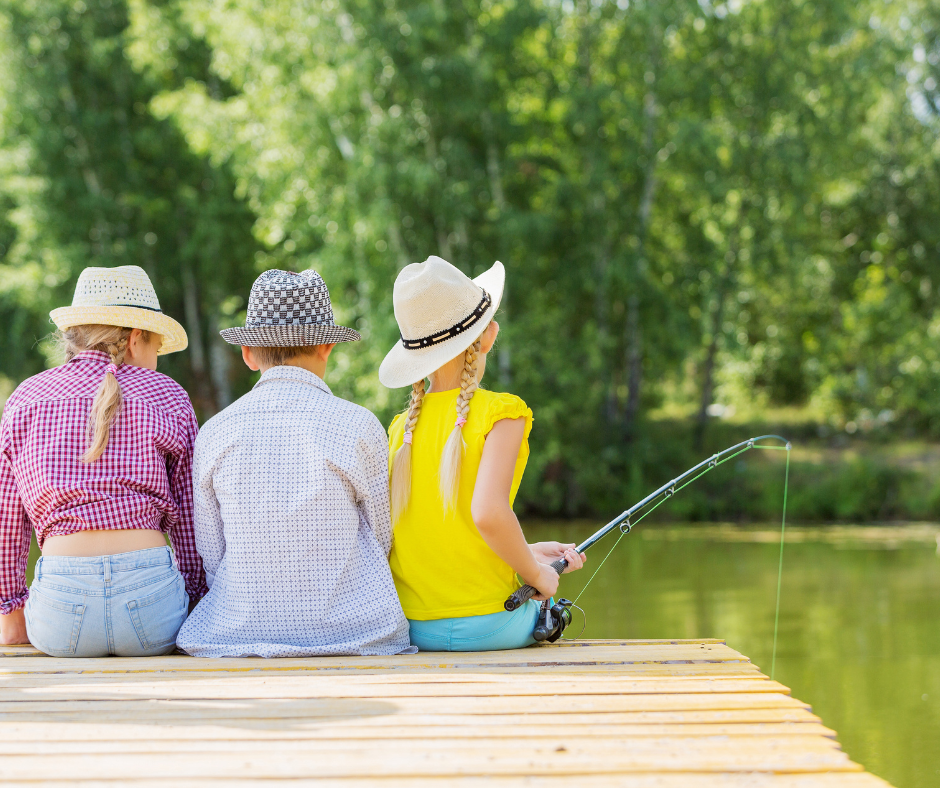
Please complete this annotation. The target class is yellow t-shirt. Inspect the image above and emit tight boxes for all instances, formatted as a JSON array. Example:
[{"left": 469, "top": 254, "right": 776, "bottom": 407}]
[{"left": 387, "top": 388, "right": 534, "bottom": 620}]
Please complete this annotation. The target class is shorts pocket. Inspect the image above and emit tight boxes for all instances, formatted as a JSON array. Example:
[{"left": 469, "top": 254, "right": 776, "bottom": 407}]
[
  {"left": 25, "top": 587, "right": 86, "bottom": 656},
  {"left": 126, "top": 573, "right": 188, "bottom": 652}
]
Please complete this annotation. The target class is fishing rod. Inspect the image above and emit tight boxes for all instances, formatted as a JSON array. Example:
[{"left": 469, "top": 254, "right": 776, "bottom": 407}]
[{"left": 505, "top": 435, "right": 792, "bottom": 640}]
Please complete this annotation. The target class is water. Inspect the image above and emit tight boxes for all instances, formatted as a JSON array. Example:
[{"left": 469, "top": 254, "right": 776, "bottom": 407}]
[{"left": 526, "top": 521, "right": 940, "bottom": 788}]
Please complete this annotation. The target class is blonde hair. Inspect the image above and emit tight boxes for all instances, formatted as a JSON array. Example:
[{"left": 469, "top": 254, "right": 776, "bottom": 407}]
[
  {"left": 59, "top": 324, "right": 151, "bottom": 463},
  {"left": 390, "top": 378, "right": 426, "bottom": 523},
  {"left": 389, "top": 339, "right": 482, "bottom": 522},
  {"left": 439, "top": 340, "right": 480, "bottom": 507}
]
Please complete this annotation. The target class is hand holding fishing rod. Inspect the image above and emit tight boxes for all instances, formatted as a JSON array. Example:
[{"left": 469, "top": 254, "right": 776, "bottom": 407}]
[
  {"left": 519, "top": 544, "right": 585, "bottom": 601},
  {"left": 505, "top": 435, "right": 791, "bottom": 613},
  {"left": 506, "top": 557, "right": 569, "bottom": 612}
]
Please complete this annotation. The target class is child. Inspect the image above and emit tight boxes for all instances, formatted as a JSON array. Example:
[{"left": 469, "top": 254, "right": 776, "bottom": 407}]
[
  {"left": 176, "top": 269, "right": 413, "bottom": 657},
  {"left": 379, "top": 256, "right": 585, "bottom": 651},
  {"left": 0, "top": 265, "right": 207, "bottom": 655}
]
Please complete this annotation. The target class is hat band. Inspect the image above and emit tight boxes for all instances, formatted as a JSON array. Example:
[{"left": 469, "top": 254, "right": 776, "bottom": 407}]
[
  {"left": 400, "top": 290, "right": 491, "bottom": 351},
  {"left": 100, "top": 303, "right": 163, "bottom": 313}
]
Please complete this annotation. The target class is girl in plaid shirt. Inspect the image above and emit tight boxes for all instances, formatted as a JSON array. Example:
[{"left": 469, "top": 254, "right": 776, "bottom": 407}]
[{"left": 0, "top": 266, "right": 207, "bottom": 656}]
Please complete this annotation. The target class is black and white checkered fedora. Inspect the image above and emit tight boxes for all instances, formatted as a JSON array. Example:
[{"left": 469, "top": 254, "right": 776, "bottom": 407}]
[{"left": 219, "top": 269, "right": 360, "bottom": 347}]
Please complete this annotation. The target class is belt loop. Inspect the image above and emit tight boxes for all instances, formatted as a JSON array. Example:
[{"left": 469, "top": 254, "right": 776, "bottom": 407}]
[
  {"left": 103, "top": 555, "right": 111, "bottom": 583},
  {"left": 34, "top": 557, "right": 42, "bottom": 583}
]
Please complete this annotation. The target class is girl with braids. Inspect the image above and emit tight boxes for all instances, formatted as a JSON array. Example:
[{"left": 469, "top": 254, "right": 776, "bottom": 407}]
[
  {"left": 0, "top": 266, "right": 207, "bottom": 655},
  {"left": 379, "top": 257, "right": 584, "bottom": 651}
]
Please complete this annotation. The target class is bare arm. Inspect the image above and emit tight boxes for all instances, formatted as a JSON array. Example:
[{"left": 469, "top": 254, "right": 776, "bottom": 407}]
[{"left": 471, "top": 418, "right": 579, "bottom": 599}]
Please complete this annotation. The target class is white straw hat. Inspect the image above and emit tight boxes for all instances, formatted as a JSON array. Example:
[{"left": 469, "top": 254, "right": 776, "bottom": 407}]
[
  {"left": 379, "top": 256, "right": 505, "bottom": 389},
  {"left": 50, "top": 265, "right": 187, "bottom": 355}
]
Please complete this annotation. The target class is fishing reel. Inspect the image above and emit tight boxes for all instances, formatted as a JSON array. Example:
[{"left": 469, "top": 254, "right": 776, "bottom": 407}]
[{"left": 533, "top": 598, "right": 574, "bottom": 643}]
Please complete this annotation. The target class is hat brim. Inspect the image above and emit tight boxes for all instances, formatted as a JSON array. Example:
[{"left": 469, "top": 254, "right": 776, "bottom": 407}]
[
  {"left": 220, "top": 324, "right": 361, "bottom": 347},
  {"left": 50, "top": 306, "right": 188, "bottom": 355},
  {"left": 378, "top": 261, "right": 505, "bottom": 389}
]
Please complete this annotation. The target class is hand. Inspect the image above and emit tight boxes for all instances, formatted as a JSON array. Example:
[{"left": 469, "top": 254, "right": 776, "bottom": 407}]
[
  {"left": 0, "top": 609, "right": 30, "bottom": 646},
  {"left": 524, "top": 562, "right": 561, "bottom": 601},
  {"left": 530, "top": 541, "right": 587, "bottom": 574}
]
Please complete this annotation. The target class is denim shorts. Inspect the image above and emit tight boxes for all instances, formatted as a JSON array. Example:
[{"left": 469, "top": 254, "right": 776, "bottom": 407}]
[
  {"left": 407, "top": 598, "right": 542, "bottom": 652},
  {"left": 25, "top": 547, "right": 189, "bottom": 658}
]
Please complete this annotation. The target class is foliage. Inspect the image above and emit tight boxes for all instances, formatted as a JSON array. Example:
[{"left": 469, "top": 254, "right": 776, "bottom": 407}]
[{"left": 1, "top": 0, "right": 939, "bottom": 519}]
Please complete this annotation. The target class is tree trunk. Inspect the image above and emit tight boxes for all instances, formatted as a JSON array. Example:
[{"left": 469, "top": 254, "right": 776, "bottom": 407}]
[
  {"left": 209, "top": 337, "right": 233, "bottom": 411},
  {"left": 694, "top": 320, "right": 721, "bottom": 451},
  {"left": 695, "top": 256, "right": 735, "bottom": 450},
  {"left": 623, "top": 292, "right": 642, "bottom": 436},
  {"left": 622, "top": 81, "right": 659, "bottom": 440},
  {"left": 179, "top": 254, "right": 215, "bottom": 415}
]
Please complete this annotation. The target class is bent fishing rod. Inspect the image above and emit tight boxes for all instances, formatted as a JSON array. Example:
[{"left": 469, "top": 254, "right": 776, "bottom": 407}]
[{"left": 505, "top": 434, "right": 791, "bottom": 615}]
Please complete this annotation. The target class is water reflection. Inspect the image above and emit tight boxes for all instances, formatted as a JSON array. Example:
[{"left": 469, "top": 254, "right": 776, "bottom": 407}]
[{"left": 528, "top": 522, "right": 940, "bottom": 788}]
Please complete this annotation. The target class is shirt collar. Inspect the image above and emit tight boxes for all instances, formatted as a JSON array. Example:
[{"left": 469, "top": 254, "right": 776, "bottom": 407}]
[
  {"left": 254, "top": 365, "right": 333, "bottom": 396},
  {"left": 69, "top": 350, "right": 112, "bottom": 366}
]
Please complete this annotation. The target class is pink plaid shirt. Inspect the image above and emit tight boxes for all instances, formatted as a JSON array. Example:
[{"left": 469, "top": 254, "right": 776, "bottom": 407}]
[{"left": 0, "top": 350, "right": 207, "bottom": 613}]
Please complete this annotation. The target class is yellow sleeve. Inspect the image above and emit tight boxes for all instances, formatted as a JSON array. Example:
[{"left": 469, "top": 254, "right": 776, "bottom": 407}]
[{"left": 482, "top": 393, "right": 534, "bottom": 443}]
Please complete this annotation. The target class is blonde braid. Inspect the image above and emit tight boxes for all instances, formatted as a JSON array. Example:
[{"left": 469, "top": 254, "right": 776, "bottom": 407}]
[
  {"left": 390, "top": 379, "right": 426, "bottom": 523},
  {"left": 439, "top": 340, "right": 481, "bottom": 508},
  {"left": 82, "top": 329, "right": 131, "bottom": 463}
]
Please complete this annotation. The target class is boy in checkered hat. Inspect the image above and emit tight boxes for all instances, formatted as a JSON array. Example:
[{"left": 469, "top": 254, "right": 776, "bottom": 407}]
[{"left": 176, "top": 269, "right": 413, "bottom": 658}]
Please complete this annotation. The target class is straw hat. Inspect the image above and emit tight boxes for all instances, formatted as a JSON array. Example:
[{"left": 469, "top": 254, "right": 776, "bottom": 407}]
[
  {"left": 379, "top": 256, "right": 505, "bottom": 389},
  {"left": 220, "top": 269, "right": 360, "bottom": 347},
  {"left": 50, "top": 265, "right": 188, "bottom": 355}
]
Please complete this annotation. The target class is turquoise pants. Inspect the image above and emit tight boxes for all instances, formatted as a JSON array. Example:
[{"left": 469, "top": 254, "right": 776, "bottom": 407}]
[{"left": 407, "top": 598, "right": 542, "bottom": 652}]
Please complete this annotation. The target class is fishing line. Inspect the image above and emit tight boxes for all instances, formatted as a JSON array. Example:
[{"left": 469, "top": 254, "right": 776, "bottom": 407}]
[
  {"left": 770, "top": 447, "right": 791, "bottom": 681},
  {"left": 561, "top": 602, "right": 587, "bottom": 641}
]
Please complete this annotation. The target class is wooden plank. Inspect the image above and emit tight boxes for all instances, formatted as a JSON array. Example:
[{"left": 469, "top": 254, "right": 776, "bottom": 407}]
[
  {"left": 0, "top": 643, "right": 751, "bottom": 675},
  {"left": 0, "top": 661, "right": 765, "bottom": 680},
  {"left": 0, "top": 707, "right": 824, "bottom": 725},
  {"left": 0, "top": 734, "right": 847, "bottom": 755},
  {"left": 0, "top": 721, "right": 838, "bottom": 741},
  {"left": 0, "top": 777, "right": 895, "bottom": 788},
  {"left": 0, "top": 705, "right": 819, "bottom": 731},
  {"left": 0, "top": 692, "right": 808, "bottom": 718},
  {"left": 0, "top": 743, "right": 862, "bottom": 779},
  {"left": 0, "top": 677, "right": 792, "bottom": 700},
  {"left": 0, "top": 668, "right": 771, "bottom": 685},
  {"left": 0, "top": 639, "right": 732, "bottom": 658}
]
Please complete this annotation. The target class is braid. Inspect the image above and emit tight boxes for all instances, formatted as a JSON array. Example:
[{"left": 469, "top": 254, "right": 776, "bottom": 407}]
[
  {"left": 390, "top": 379, "right": 426, "bottom": 523},
  {"left": 404, "top": 379, "right": 426, "bottom": 436},
  {"left": 439, "top": 340, "right": 481, "bottom": 508},
  {"left": 105, "top": 336, "right": 129, "bottom": 366}
]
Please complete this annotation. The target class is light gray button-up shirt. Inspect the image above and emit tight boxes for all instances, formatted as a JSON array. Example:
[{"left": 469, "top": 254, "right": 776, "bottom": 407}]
[{"left": 177, "top": 366, "right": 413, "bottom": 657}]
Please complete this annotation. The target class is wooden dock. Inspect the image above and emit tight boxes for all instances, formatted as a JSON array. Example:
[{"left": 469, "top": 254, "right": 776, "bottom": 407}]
[{"left": 0, "top": 638, "right": 892, "bottom": 787}]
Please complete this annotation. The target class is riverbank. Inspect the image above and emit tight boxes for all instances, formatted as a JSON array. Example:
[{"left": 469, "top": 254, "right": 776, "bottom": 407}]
[{"left": 517, "top": 418, "right": 940, "bottom": 523}]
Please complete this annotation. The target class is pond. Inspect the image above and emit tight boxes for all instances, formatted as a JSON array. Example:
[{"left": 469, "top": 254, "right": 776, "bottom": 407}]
[{"left": 524, "top": 521, "right": 940, "bottom": 788}]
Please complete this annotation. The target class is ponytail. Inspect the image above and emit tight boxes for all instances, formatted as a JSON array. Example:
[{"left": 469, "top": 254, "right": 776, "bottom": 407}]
[{"left": 58, "top": 324, "right": 144, "bottom": 463}]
